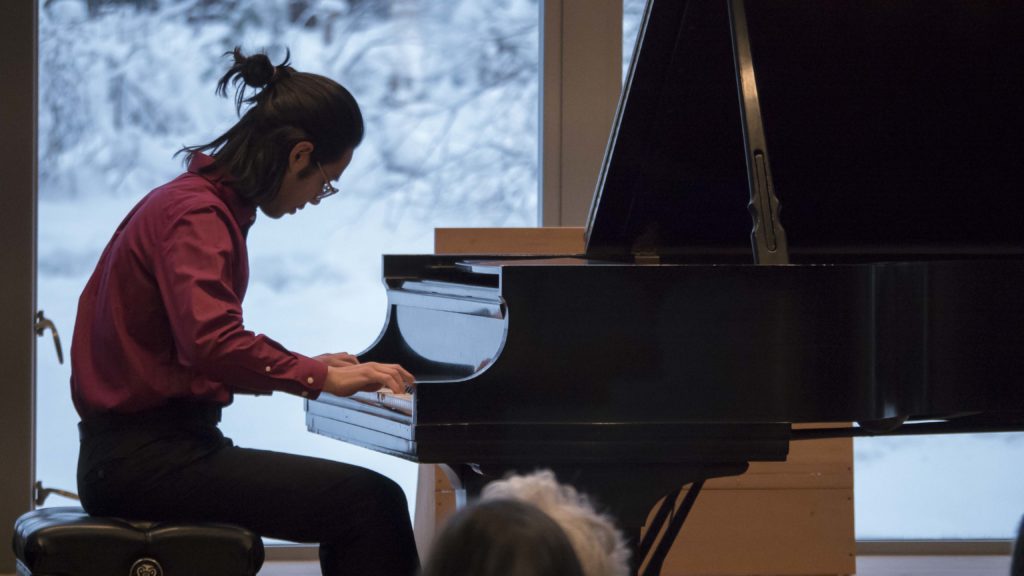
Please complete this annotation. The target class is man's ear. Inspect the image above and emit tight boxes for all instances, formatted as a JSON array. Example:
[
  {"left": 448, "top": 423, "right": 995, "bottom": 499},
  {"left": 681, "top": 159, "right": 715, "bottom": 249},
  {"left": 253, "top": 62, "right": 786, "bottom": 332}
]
[{"left": 287, "top": 141, "right": 315, "bottom": 171}]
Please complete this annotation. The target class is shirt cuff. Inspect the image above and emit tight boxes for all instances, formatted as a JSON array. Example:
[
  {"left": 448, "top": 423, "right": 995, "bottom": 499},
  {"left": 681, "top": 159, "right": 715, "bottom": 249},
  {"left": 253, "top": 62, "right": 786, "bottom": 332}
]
[{"left": 294, "top": 357, "right": 328, "bottom": 400}]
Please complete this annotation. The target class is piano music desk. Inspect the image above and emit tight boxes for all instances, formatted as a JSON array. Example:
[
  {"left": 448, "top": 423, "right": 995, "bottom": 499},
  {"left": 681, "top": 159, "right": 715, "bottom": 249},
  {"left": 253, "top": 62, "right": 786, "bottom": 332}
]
[{"left": 414, "top": 227, "right": 855, "bottom": 576}]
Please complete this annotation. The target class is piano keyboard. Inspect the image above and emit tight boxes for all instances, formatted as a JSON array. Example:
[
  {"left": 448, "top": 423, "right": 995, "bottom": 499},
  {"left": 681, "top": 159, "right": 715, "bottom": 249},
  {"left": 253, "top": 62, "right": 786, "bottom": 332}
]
[{"left": 350, "top": 389, "right": 413, "bottom": 416}]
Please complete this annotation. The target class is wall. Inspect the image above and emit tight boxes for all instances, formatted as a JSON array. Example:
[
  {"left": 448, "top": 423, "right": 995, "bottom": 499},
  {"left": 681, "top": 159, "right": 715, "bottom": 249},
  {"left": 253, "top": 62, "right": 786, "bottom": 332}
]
[{"left": 0, "top": 0, "right": 37, "bottom": 572}]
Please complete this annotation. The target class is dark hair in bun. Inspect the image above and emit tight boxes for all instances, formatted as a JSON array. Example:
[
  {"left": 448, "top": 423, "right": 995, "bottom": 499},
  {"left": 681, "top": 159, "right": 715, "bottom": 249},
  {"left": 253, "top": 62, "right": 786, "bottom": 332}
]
[
  {"left": 180, "top": 46, "right": 363, "bottom": 204},
  {"left": 217, "top": 47, "right": 289, "bottom": 113}
]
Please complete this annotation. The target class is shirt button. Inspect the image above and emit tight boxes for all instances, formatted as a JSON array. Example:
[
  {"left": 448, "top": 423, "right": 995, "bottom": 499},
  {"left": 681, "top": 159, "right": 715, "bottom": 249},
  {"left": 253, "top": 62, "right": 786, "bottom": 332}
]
[
  {"left": 307, "top": 377, "right": 314, "bottom": 385},
  {"left": 265, "top": 366, "right": 271, "bottom": 372}
]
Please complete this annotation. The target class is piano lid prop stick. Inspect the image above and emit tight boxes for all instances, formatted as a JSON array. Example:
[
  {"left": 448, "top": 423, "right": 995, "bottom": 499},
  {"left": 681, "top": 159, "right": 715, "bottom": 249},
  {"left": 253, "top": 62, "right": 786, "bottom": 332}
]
[{"left": 730, "top": 0, "right": 789, "bottom": 265}]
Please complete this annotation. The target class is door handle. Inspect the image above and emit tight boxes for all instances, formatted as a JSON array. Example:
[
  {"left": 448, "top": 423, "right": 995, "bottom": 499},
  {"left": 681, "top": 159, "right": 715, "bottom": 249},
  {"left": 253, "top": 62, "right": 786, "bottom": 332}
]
[
  {"left": 34, "top": 310, "right": 64, "bottom": 365},
  {"left": 34, "top": 481, "right": 79, "bottom": 506}
]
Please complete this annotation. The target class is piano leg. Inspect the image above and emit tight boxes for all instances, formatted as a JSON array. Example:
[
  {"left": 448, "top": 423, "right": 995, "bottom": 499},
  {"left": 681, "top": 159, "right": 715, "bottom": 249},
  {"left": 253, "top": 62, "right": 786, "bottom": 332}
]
[
  {"left": 639, "top": 479, "right": 704, "bottom": 576},
  {"left": 441, "top": 462, "right": 749, "bottom": 576}
]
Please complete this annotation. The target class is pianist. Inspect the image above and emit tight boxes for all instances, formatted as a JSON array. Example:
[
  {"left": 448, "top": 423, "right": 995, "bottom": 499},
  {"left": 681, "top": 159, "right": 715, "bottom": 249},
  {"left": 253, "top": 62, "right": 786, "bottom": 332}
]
[{"left": 70, "top": 48, "right": 418, "bottom": 576}]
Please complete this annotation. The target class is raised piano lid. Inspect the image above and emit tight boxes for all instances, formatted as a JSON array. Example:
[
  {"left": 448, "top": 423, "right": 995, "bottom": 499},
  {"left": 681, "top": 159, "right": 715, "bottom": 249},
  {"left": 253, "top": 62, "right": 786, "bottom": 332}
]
[{"left": 585, "top": 0, "right": 1024, "bottom": 264}]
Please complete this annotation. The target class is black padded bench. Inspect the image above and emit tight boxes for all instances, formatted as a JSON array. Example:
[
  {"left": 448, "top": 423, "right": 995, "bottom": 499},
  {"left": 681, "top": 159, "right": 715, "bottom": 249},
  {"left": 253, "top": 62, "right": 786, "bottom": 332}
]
[{"left": 13, "top": 507, "right": 264, "bottom": 576}]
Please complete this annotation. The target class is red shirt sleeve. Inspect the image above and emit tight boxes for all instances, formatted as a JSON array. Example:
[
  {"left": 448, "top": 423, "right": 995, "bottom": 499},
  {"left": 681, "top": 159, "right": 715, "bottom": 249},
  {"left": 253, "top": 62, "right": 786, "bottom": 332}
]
[{"left": 151, "top": 204, "right": 327, "bottom": 399}]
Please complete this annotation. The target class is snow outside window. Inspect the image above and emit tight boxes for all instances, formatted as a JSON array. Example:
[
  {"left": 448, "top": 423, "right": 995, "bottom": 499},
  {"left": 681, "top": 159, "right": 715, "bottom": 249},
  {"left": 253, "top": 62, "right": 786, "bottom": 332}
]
[{"left": 36, "top": 0, "right": 539, "bottom": 521}]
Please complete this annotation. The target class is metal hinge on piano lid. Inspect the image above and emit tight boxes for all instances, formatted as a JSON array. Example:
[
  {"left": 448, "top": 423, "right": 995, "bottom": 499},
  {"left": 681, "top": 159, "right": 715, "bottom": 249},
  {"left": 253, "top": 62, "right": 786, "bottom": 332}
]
[
  {"left": 630, "top": 225, "right": 661, "bottom": 265},
  {"left": 633, "top": 251, "right": 661, "bottom": 265}
]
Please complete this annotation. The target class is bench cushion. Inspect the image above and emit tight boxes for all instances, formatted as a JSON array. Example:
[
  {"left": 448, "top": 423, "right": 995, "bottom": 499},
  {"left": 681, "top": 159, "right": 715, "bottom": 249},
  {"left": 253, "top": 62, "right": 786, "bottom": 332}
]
[{"left": 13, "top": 507, "right": 264, "bottom": 576}]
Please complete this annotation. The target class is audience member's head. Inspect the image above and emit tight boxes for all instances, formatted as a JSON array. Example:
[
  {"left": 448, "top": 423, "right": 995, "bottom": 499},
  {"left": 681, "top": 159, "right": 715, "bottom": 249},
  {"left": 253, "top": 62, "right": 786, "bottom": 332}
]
[
  {"left": 420, "top": 497, "right": 585, "bottom": 576},
  {"left": 481, "top": 470, "right": 631, "bottom": 576}
]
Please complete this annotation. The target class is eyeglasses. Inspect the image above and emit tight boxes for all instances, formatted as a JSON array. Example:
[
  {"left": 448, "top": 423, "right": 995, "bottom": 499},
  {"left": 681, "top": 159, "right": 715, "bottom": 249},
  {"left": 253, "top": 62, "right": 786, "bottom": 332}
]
[{"left": 315, "top": 162, "right": 339, "bottom": 201}]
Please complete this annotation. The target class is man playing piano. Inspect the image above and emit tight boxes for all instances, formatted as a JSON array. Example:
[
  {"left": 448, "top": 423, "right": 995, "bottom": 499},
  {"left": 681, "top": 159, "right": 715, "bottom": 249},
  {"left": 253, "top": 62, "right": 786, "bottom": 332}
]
[{"left": 70, "top": 48, "right": 418, "bottom": 576}]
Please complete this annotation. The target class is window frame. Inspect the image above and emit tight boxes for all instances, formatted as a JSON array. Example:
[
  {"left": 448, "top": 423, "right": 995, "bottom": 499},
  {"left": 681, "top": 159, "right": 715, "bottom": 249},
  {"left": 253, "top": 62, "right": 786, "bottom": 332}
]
[{"left": 0, "top": 0, "right": 37, "bottom": 571}]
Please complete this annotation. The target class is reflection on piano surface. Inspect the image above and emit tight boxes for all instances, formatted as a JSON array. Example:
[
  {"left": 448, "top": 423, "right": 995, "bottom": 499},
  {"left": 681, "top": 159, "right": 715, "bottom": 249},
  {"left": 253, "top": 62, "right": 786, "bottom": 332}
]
[{"left": 308, "top": 0, "right": 1024, "bottom": 573}]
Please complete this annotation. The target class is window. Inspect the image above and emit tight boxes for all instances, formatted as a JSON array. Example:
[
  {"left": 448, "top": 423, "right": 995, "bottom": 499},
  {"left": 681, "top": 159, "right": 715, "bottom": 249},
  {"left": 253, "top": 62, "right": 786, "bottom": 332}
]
[{"left": 35, "top": 0, "right": 539, "bottom": 515}]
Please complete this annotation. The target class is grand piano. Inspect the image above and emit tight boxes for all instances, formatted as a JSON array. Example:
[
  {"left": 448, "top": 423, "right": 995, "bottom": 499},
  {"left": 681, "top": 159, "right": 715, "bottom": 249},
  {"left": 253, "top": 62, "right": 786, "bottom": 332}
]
[{"left": 308, "top": 0, "right": 1024, "bottom": 573}]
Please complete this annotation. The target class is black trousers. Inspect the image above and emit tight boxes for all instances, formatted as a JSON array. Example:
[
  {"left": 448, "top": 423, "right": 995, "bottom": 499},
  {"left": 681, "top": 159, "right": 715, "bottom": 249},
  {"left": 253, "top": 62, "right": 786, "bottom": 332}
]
[{"left": 77, "top": 402, "right": 419, "bottom": 576}]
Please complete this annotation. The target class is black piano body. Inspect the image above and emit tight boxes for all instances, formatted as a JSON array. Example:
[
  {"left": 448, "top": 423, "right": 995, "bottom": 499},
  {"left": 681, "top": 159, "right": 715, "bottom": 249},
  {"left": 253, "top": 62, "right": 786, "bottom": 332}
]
[{"left": 308, "top": 0, "right": 1024, "bottom": 571}]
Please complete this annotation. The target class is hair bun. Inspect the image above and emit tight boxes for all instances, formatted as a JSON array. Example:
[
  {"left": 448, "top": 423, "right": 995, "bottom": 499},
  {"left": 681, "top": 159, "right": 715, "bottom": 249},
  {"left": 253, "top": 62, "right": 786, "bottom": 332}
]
[
  {"left": 234, "top": 48, "right": 275, "bottom": 87},
  {"left": 216, "top": 47, "right": 293, "bottom": 114}
]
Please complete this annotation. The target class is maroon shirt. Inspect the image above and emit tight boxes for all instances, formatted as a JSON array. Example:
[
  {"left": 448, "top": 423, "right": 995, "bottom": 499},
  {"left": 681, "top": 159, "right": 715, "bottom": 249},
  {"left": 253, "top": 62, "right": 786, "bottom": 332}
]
[{"left": 71, "top": 153, "right": 326, "bottom": 418}]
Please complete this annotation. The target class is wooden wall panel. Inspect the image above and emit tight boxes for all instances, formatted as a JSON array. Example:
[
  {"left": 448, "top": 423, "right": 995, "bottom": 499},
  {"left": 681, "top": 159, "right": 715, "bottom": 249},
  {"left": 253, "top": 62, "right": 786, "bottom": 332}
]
[
  {"left": 434, "top": 227, "right": 585, "bottom": 255},
  {"left": 646, "top": 488, "right": 854, "bottom": 576}
]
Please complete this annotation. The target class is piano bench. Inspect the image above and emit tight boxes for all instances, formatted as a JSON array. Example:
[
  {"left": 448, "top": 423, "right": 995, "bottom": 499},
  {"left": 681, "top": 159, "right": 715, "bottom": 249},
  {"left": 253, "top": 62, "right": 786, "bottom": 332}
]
[{"left": 12, "top": 507, "right": 264, "bottom": 576}]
